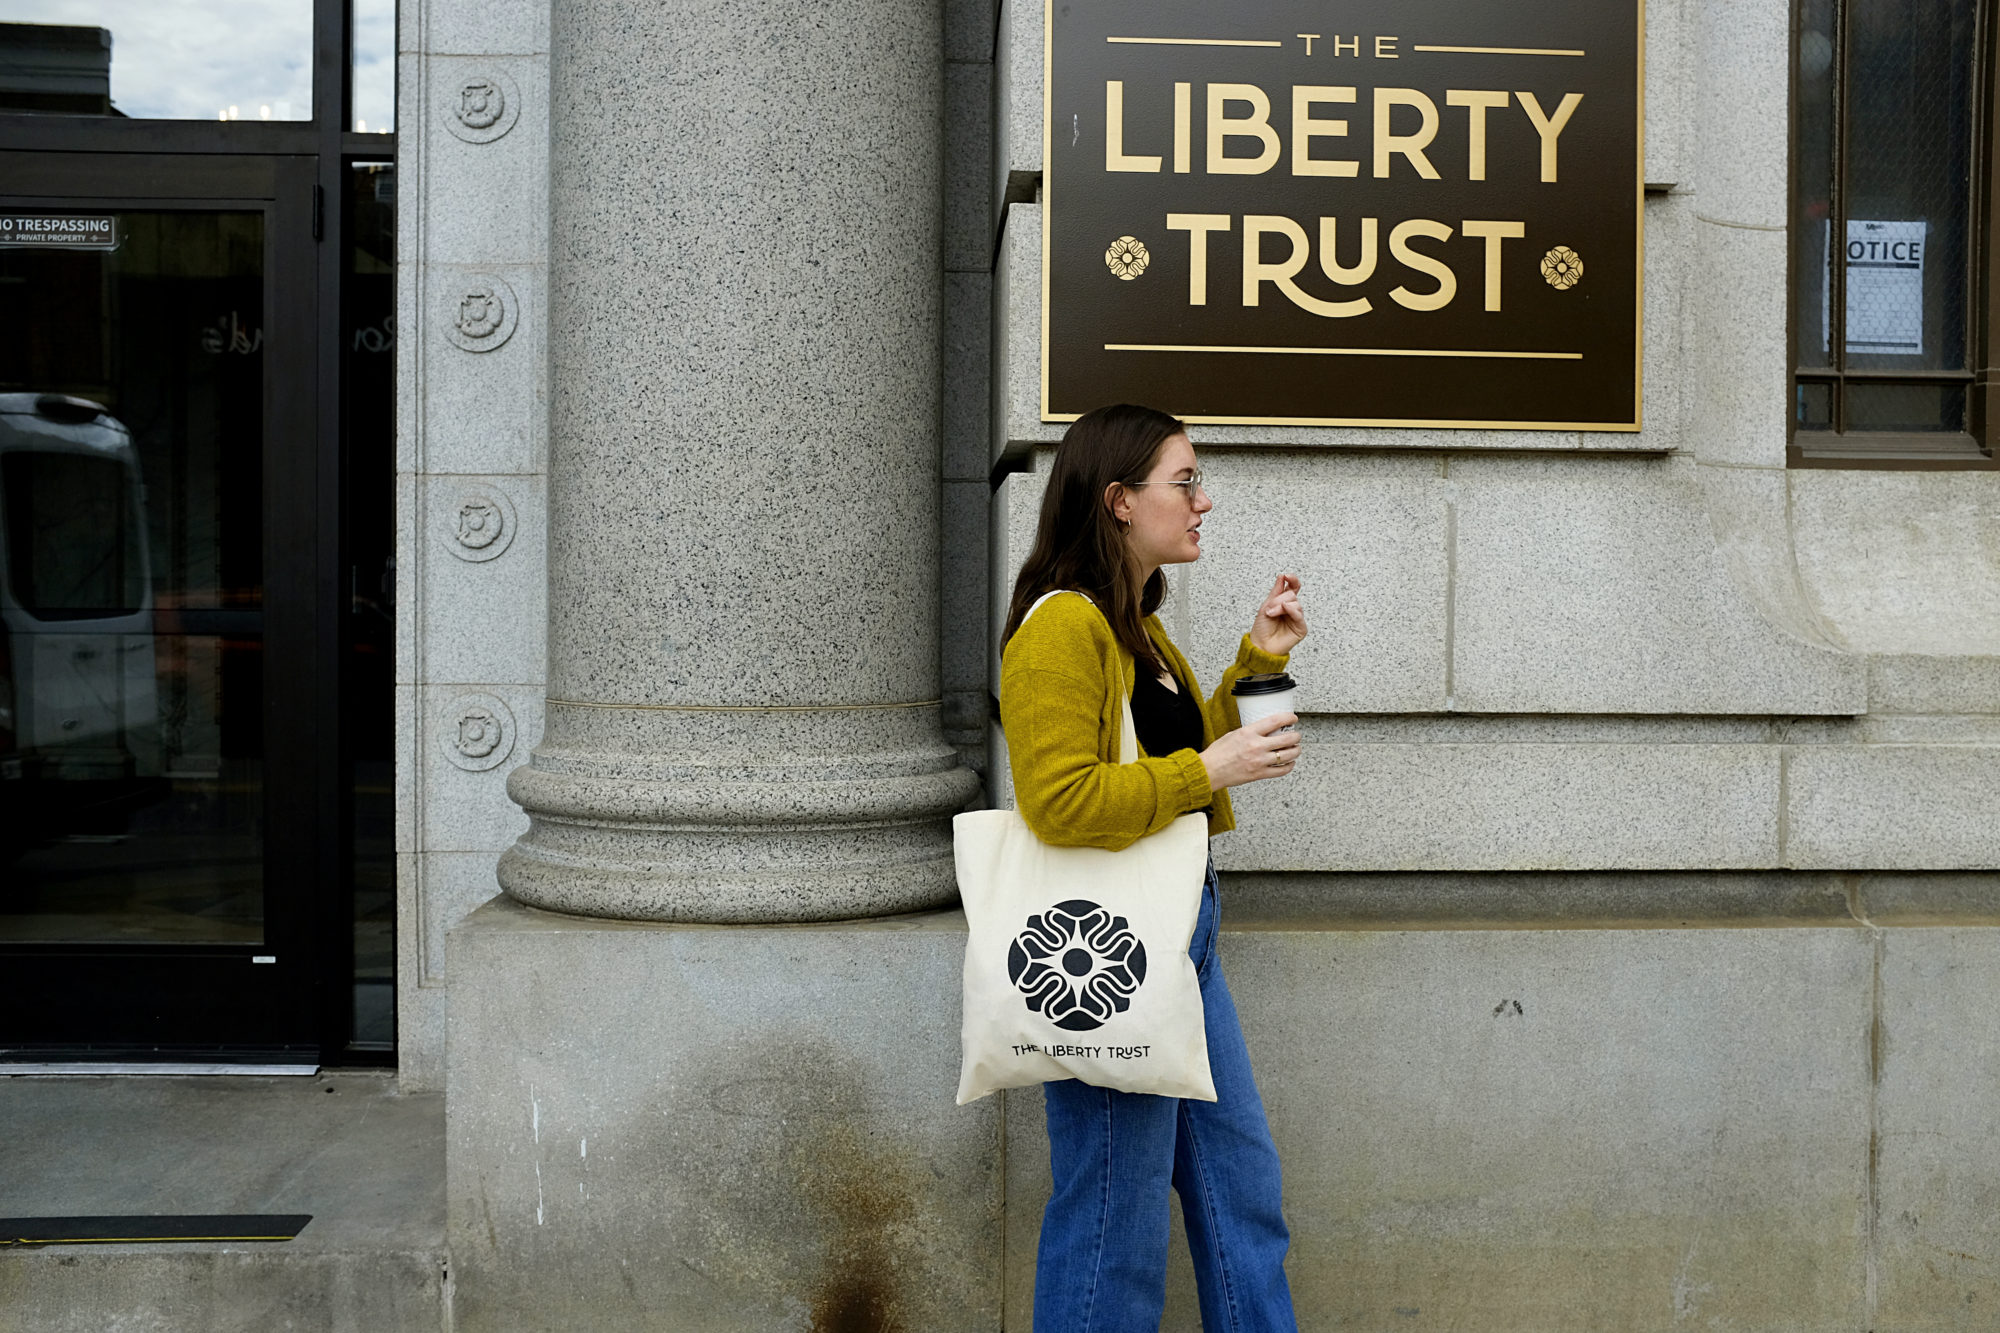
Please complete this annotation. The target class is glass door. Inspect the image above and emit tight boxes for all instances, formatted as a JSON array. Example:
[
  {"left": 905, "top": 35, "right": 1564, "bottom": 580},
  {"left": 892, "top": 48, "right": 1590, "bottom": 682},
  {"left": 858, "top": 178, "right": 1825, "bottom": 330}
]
[{"left": 0, "top": 151, "right": 322, "bottom": 1057}]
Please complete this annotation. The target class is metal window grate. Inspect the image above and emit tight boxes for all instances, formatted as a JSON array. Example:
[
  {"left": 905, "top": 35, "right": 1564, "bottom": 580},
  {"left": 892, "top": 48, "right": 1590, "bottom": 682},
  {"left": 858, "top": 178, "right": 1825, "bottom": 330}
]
[{"left": 1791, "top": 0, "right": 1996, "bottom": 466}]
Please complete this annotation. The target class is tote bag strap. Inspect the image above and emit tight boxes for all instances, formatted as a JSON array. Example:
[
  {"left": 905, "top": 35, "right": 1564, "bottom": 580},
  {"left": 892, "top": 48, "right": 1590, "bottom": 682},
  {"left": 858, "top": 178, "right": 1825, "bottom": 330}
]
[
  {"left": 1021, "top": 590, "right": 1140, "bottom": 765},
  {"left": 1023, "top": 589, "right": 1074, "bottom": 620}
]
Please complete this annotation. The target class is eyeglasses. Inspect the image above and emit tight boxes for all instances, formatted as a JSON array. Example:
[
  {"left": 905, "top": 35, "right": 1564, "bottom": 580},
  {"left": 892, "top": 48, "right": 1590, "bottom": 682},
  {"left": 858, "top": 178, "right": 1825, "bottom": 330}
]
[{"left": 1125, "top": 469, "right": 1208, "bottom": 503}]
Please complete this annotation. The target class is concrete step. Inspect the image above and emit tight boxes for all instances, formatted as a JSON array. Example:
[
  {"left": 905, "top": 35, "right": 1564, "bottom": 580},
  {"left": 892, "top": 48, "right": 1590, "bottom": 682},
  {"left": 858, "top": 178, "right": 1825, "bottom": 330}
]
[{"left": 0, "top": 1071, "right": 445, "bottom": 1332}]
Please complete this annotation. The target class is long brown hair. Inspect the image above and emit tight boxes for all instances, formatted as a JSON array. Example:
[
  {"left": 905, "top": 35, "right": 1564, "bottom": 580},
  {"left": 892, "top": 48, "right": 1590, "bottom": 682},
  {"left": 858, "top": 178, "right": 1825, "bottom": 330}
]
[{"left": 1001, "top": 403, "right": 1185, "bottom": 675}]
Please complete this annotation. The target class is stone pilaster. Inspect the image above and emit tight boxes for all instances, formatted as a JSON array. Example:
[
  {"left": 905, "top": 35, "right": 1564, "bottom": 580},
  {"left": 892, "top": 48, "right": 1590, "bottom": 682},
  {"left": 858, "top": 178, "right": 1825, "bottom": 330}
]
[{"left": 498, "top": 0, "right": 977, "bottom": 921}]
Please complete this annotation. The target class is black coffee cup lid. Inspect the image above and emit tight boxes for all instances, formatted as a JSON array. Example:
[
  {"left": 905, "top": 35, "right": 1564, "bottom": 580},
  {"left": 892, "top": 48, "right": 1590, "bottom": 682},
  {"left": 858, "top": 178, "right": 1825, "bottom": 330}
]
[{"left": 1231, "top": 673, "right": 1297, "bottom": 696}]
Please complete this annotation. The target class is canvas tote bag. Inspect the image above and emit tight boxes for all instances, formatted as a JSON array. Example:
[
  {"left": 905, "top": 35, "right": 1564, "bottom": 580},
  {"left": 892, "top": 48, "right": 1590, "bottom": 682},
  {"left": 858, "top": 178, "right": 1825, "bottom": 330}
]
[{"left": 954, "top": 591, "right": 1215, "bottom": 1105}]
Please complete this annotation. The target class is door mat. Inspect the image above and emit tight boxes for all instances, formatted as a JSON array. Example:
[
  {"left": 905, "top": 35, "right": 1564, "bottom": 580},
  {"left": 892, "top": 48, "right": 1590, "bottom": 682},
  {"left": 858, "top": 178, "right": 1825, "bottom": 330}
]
[{"left": 0, "top": 1215, "right": 311, "bottom": 1246}]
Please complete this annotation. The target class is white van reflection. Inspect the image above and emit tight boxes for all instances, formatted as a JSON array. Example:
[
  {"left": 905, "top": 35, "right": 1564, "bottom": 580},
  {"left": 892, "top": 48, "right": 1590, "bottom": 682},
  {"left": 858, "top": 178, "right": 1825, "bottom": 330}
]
[{"left": 0, "top": 393, "right": 161, "bottom": 853}]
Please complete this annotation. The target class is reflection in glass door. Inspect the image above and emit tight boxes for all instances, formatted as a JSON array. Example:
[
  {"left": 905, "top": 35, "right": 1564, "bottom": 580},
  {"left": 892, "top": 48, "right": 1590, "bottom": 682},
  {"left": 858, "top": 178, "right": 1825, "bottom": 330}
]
[
  {"left": 1, "top": 211, "right": 267, "bottom": 947},
  {"left": 3, "top": 0, "right": 401, "bottom": 1063},
  {"left": 0, "top": 155, "right": 321, "bottom": 1056}
]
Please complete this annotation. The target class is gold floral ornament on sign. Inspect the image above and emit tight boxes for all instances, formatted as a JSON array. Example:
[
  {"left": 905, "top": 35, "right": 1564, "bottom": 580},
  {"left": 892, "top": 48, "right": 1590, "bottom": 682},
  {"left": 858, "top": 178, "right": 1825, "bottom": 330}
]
[
  {"left": 1540, "top": 246, "right": 1584, "bottom": 290},
  {"left": 1105, "top": 236, "right": 1150, "bottom": 281}
]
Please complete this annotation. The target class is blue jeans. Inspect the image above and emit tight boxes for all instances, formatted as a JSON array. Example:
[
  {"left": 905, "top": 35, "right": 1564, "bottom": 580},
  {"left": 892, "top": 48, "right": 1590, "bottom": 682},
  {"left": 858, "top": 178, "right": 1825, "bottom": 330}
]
[{"left": 1035, "top": 860, "right": 1298, "bottom": 1333}]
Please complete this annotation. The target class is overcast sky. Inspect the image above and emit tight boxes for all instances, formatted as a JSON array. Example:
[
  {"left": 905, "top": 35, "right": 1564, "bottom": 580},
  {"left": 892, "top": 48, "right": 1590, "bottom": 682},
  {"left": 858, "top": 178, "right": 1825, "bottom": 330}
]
[{"left": 8, "top": 0, "right": 394, "bottom": 129}]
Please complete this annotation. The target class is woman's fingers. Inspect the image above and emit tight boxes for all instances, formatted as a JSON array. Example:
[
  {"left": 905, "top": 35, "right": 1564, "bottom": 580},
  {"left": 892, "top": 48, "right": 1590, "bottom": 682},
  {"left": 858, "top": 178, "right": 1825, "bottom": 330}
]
[
  {"left": 1263, "top": 590, "right": 1306, "bottom": 632},
  {"left": 1248, "top": 576, "right": 1309, "bottom": 653},
  {"left": 1260, "top": 575, "right": 1304, "bottom": 619},
  {"left": 1205, "top": 713, "right": 1303, "bottom": 788},
  {"left": 1248, "top": 716, "right": 1301, "bottom": 774}
]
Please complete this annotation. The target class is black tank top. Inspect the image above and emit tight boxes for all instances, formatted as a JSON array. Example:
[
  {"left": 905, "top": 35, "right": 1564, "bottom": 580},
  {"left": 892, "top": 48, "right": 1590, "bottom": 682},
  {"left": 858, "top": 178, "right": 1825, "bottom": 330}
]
[{"left": 1130, "top": 666, "right": 1205, "bottom": 761}]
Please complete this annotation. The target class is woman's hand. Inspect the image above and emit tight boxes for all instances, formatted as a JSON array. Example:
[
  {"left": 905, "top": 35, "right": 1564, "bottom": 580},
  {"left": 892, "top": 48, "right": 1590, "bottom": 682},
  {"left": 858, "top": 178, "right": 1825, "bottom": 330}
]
[
  {"left": 1200, "top": 712, "right": 1301, "bottom": 791},
  {"left": 1248, "top": 573, "right": 1307, "bottom": 657}
]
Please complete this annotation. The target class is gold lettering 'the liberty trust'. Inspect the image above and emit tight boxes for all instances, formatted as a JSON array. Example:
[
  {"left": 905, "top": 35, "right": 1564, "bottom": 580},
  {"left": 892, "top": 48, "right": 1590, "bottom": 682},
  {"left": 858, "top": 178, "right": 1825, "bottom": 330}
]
[
  {"left": 1105, "top": 81, "right": 1160, "bottom": 171},
  {"left": 1108, "top": 81, "right": 1584, "bottom": 182}
]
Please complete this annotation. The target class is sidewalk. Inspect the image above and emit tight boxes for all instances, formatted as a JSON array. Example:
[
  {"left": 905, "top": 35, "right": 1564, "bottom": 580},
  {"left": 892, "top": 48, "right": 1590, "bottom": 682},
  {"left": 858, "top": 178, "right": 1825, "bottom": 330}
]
[{"left": 0, "top": 1071, "right": 445, "bottom": 1332}]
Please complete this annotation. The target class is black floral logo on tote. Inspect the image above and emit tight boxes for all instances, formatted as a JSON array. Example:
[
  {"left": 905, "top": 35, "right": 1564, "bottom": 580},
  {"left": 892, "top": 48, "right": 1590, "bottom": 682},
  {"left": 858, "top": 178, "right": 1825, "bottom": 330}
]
[{"left": 1008, "top": 900, "right": 1149, "bottom": 1031}]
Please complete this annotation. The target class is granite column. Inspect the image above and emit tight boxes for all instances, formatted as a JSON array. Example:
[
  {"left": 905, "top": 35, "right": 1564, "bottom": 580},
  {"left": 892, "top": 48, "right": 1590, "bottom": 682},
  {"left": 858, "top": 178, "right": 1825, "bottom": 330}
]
[{"left": 499, "top": 0, "right": 976, "bottom": 921}]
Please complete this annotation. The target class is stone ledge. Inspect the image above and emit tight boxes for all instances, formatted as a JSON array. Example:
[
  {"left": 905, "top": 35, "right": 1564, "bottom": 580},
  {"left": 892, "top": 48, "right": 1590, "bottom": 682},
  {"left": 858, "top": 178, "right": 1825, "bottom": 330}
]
[
  {"left": 0, "top": 1072, "right": 444, "bottom": 1331},
  {"left": 1218, "top": 870, "right": 2000, "bottom": 930},
  {"left": 4, "top": 1248, "right": 445, "bottom": 1333},
  {"left": 1221, "top": 739, "right": 1783, "bottom": 871},
  {"left": 1868, "top": 655, "right": 2000, "bottom": 715},
  {"left": 1788, "top": 745, "right": 2000, "bottom": 870}
]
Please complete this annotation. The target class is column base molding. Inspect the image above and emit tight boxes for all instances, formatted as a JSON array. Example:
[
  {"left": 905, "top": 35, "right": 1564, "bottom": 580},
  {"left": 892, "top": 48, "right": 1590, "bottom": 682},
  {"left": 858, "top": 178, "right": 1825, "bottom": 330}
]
[{"left": 498, "top": 701, "right": 981, "bottom": 922}]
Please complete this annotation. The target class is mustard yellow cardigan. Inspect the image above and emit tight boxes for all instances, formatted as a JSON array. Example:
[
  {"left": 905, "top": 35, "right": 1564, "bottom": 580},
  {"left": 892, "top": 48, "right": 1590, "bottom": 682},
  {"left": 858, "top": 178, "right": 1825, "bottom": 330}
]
[{"left": 999, "top": 590, "right": 1292, "bottom": 850}]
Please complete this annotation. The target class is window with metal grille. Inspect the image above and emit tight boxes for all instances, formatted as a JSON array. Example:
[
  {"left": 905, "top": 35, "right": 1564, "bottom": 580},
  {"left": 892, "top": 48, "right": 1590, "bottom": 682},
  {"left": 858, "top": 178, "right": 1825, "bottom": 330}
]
[{"left": 1791, "top": 0, "right": 1998, "bottom": 467}]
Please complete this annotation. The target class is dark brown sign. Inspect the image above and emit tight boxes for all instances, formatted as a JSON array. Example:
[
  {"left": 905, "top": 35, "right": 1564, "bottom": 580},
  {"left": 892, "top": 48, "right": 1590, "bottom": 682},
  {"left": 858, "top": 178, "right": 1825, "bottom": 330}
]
[
  {"left": 1043, "top": 0, "right": 1642, "bottom": 430},
  {"left": 0, "top": 214, "right": 119, "bottom": 250}
]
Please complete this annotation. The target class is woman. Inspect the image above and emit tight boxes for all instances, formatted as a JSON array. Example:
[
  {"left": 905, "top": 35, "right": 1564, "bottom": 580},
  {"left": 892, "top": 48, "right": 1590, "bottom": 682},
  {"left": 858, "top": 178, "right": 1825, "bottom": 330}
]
[{"left": 998, "top": 403, "right": 1306, "bottom": 1332}]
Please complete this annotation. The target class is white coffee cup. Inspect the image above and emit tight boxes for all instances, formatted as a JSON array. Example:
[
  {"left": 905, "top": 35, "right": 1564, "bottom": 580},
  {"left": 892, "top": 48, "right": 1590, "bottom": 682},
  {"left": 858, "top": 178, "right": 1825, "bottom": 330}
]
[{"left": 1232, "top": 673, "right": 1300, "bottom": 732}]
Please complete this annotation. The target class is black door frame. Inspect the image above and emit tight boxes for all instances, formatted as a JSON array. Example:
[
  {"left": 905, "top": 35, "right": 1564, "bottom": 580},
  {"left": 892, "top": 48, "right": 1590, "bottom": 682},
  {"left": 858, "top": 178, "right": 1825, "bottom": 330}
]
[
  {"left": 0, "top": 152, "right": 326, "bottom": 1056},
  {"left": 0, "top": 0, "right": 395, "bottom": 1063}
]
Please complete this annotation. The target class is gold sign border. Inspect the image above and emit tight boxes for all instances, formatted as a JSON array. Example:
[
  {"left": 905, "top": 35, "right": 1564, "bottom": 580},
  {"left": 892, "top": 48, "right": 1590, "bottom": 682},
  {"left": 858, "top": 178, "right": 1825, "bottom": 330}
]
[{"left": 1038, "top": 0, "right": 1647, "bottom": 433}]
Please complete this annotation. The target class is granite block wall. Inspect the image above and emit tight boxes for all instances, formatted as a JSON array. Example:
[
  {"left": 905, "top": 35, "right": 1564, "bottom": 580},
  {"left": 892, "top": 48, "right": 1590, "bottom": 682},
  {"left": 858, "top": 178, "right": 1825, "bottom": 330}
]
[
  {"left": 447, "top": 900, "right": 1004, "bottom": 1333},
  {"left": 395, "top": 0, "right": 550, "bottom": 1088},
  {"left": 979, "top": 0, "right": 1999, "bottom": 859},
  {"left": 970, "top": 16, "right": 2000, "bottom": 1320},
  {"left": 444, "top": 886, "right": 2000, "bottom": 1333},
  {"left": 400, "top": 0, "right": 2000, "bottom": 1321},
  {"left": 997, "top": 909, "right": 2000, "bottom": 1332}
]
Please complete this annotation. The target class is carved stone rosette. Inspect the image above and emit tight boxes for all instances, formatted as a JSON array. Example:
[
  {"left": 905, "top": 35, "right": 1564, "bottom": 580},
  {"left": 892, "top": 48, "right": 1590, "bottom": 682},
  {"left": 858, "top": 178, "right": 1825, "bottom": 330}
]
[
  {"left": 441, "top": 275, "right": 519, "bottom": 353},
  {"left": 441, "top": 693, "right": 517, "bottom": 772},
  {"left": 442, "top": 69, "right": 522, "bottom": 144},
  {"left": 440, "top": 486, "right": 518, "bottom": 563}
]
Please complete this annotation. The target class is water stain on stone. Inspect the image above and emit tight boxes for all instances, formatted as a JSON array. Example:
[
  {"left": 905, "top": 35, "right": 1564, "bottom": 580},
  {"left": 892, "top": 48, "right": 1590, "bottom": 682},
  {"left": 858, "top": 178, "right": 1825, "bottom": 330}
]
[
  {"left": 811, "top": 1273, "right": 901, "bottom": 1333},
  {"left": 708, "top": 1075, "right": 862, "bottom": 1119},
  {"left": 672, "top": 1041, "right": 950, "bottom": 1331},
  {"left": 800, "top": 1119, "right": 921, "bottom": 1333}
]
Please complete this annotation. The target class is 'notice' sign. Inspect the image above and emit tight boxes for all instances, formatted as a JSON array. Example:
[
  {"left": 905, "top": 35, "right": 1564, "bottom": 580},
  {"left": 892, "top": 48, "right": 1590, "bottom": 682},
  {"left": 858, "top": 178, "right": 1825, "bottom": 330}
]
[{"left": 1042, "top": 0, "right": 1643, "bottom": 430}]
